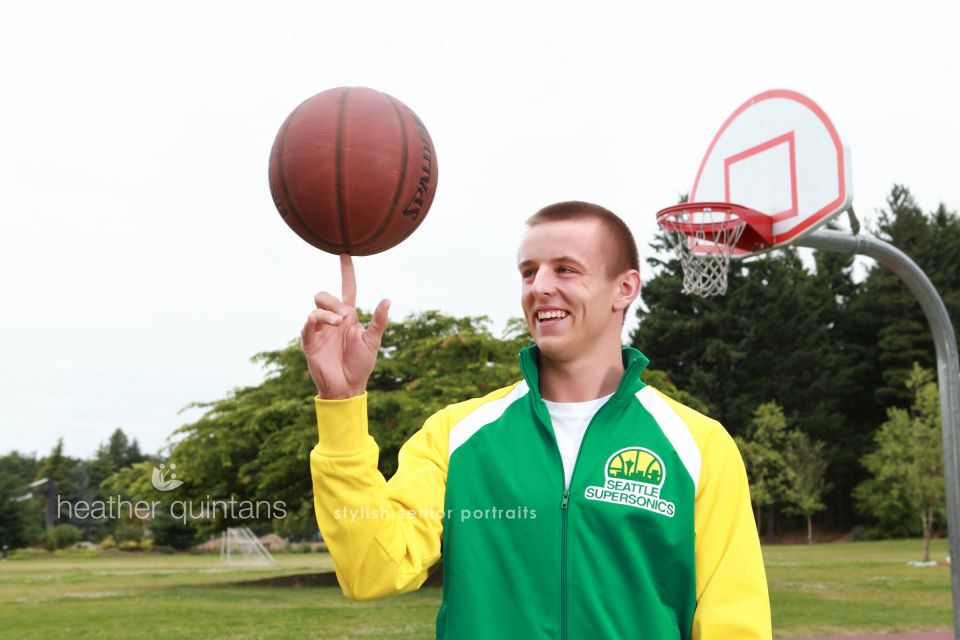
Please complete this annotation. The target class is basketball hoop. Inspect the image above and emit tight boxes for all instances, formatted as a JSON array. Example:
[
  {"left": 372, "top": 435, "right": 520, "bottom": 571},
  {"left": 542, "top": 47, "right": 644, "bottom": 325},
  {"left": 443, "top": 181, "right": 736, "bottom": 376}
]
[{"left": 656, "top": 202, "right": 772, "bottom": 297}]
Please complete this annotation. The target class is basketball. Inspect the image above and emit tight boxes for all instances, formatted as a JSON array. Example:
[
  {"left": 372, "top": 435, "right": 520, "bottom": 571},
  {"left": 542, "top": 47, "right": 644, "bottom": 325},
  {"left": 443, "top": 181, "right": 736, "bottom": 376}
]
[{"left": 268, "top": 86, "right": 438, "bottom": 255}]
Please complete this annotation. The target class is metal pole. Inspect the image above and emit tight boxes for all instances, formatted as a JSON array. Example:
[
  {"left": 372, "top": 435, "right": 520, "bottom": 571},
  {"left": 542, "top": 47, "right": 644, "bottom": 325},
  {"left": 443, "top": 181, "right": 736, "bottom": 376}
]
[{"left": 796, "top": 228, "right": 960, "bottom": 637}]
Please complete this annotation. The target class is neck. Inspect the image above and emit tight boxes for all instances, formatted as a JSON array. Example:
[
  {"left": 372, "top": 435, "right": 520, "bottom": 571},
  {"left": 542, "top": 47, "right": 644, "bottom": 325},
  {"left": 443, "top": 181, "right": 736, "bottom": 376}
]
[{"left": 537, "top": 336, "right": 625, "bottom": 402}]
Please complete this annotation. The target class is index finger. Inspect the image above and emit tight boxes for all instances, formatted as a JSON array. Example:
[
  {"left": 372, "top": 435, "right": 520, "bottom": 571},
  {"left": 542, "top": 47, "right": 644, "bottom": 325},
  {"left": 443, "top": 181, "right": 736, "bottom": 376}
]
[{"left": 340, "top": 253, "right": 357, "bottom": 306}]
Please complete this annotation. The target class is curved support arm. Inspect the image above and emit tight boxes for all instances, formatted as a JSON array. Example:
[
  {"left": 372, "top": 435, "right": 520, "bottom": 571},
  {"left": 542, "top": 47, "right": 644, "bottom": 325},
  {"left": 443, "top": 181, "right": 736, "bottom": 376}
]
[{"left": 797, "top": 228, "right": 960, "bottom": 637}]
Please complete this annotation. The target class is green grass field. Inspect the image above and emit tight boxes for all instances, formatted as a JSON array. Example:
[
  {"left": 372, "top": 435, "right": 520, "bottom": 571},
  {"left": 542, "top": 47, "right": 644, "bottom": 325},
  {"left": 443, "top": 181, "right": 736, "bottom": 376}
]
[{"left": 0, "top": 539, "right": 952, "bottom": 639}]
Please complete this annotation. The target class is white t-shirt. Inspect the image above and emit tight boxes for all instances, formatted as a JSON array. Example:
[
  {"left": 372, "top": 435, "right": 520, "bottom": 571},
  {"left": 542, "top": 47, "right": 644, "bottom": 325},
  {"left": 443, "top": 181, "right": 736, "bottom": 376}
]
[{"left": 542, "top": 392, "right": 614, "bottom": 489}]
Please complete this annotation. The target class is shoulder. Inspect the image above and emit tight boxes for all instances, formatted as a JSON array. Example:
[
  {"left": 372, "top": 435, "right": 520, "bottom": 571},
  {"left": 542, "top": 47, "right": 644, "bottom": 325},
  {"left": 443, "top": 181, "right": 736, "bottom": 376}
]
[
  {"left": 422, "top": 380, "right": 528, "bottom": 457},
  {"left": 644, "top": 388, "right": 728, "bottom": 444},
  {"left": 635, "top": 387, "right": 743, "bottom": 491},
  {"left": 442, "top": 380, "right": 528, "bottom": 427}
]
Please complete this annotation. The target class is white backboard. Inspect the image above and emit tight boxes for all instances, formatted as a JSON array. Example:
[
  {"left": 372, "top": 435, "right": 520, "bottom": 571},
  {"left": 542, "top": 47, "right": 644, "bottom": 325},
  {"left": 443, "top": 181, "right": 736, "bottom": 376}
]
[{"left": 690, "top": 89, "right": 853, "bottom": 254}]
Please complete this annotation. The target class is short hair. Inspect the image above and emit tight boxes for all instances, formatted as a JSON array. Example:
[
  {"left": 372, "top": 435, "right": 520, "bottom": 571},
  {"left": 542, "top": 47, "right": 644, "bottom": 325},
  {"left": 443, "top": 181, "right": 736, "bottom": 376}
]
[
  {"left": 524, "top": 201, "right": 640, "bottom": 323},
  {"left": 525, "top": 201, "right": 639, "bottom": 277}
]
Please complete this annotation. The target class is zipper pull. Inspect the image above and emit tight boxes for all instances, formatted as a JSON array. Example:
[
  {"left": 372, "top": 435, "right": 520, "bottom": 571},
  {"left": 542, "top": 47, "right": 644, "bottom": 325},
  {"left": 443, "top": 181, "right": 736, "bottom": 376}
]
[{"left": 561, "top": 489, "right": 570, "bottom": 510}]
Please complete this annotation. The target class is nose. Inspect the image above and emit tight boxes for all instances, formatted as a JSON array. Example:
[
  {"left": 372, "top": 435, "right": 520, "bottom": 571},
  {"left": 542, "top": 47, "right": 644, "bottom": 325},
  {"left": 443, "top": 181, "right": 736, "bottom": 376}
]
[{"left": 529, "top": 266, "right": 556, "bottom": 297}]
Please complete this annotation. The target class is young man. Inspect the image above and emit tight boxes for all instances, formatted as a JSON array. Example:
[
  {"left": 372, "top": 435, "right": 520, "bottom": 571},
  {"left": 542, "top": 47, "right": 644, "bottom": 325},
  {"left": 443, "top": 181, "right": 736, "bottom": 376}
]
[{"left": 303, "top": 202, "right": 771, "bottom": 639}]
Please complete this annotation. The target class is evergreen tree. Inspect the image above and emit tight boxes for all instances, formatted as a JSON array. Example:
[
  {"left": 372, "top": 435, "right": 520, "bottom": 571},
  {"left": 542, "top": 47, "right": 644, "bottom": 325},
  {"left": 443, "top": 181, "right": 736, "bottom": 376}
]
[
  {"left": 90, "top": 429, "right": 147, "bottom": 499},
  {"left": 0, "top": 468, "right": 31, "bottom": 549},
  {"left": 35, "top": 438, "right": 72, "bottom": 493},
  {"left": 856, "top": 186, "right": 960, "bottom": 407},
  {"left": 805, "top": 231, "right": 881, "bottom": 528},
  {"left": 0, "top": 452, "right": 43, "bottom": 547},
  {"left": 632, "top": 236, "right": 856, "bottom": 528}
]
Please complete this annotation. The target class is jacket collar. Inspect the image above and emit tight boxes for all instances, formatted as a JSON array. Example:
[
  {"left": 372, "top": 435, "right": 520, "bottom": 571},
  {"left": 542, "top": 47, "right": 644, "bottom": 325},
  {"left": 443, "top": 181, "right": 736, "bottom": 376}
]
[{"left": 517, "top": 343, "right": 650, "bottom": 406}]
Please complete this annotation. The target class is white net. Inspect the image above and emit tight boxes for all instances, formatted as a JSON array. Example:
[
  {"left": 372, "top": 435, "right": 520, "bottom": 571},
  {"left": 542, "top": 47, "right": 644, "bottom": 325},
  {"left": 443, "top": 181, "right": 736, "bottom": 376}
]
[{"left": 658, "top": 206, "right": 748, "bottom": 297}]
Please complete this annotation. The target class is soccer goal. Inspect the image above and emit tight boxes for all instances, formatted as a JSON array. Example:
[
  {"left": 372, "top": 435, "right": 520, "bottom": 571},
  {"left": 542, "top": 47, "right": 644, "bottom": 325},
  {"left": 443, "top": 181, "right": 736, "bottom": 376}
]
[{"left": 219, "top": 527, "right": 276, "bottom": 566}]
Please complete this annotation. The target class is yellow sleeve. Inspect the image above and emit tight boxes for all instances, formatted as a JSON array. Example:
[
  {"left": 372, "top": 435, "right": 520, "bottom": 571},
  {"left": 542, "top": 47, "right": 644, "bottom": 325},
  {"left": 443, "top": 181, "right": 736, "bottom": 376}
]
[
  {"left": 691, "top": 426, "right": 773, "bottom": 639},
  {"left": 309, "top": 391, "right": 449, "bottom": 600},
  {"left": 655, "top": 390, "right": 771, "bottom": 638}
]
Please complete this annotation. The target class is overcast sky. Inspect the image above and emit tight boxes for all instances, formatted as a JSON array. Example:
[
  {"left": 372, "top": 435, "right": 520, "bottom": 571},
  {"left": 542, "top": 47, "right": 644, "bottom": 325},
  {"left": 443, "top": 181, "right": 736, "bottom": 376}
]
[{"left": 3, "top": 0, "right": 958, "bottom": 460}]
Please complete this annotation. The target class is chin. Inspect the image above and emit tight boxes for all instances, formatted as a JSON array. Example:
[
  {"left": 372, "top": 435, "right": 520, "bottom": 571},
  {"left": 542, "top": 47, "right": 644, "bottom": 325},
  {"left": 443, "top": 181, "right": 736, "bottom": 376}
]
[{"left": 533, "top": 337, "right": 574, "bottom": 359}]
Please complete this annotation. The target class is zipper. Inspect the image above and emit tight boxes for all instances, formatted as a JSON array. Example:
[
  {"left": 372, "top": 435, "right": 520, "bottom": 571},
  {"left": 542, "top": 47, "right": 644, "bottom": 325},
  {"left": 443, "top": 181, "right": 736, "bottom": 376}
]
[
  {"left": 525, "top": 347, "right": 639, "bottom": 639},
  {"left": 561, "top": 487, "right": 570, "bottom": 640},
  {"left": 556, "top": 398, "right": 614, "bottom": 640}
]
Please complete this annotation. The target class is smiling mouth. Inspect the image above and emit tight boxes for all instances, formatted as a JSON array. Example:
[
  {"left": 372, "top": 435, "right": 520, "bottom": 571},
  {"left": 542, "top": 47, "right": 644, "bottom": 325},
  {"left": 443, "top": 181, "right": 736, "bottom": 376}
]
[{"left": 536, "top": 310, "right": 569, "bottom": 325}]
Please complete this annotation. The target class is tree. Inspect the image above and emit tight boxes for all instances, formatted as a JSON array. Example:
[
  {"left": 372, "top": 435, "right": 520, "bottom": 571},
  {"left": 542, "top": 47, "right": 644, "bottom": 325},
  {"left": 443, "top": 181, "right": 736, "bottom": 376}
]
[
  {"left": 98, "top": 462, "right": 156, "bottom": 542},
  {"left": 735, "top": 402, "right": 795, "bottom": 540},
  {"left": 812, "top": 230, "right": 884, "bottom": 527},
  {"left": 0, "top": 452, "right": 42, "bottom": 549},
  {"left": 782, "top": 431, "right": 831, "bottom": 544},
  {"left": 90, "top": 428, "right": 145, "bottom": 492},
  {"left": 0, "top": 469, "right": 32, "bottom": 549},
  {"left": 630, "top": 185, "right": 960, "bottom": 532},
  {"left": 32, "top": 438, "right": 83, "bottom": 531},
  {"left": 165, "top": 310, "right": 532, "bottom": 537},
  {"left": 44, "top": 523, "right": 82, "bottom": 550},
  {"left": 854, "top": 364, "right": 944, "bottom": 560},
  {"left": 149, "top": 508, "right": 200, "bottom": 550},
  {"left": 35, "top": 438, "right": 72, "bottom": 495},
  {"left": 856, "top": 186, "right": 960, "bottom": 407},
  {"left": 633, "top": 238, "right": 857, "bottom": 528}
]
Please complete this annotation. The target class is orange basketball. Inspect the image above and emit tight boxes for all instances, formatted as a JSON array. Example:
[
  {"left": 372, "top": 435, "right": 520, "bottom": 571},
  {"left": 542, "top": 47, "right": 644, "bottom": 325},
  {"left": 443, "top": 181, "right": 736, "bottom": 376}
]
[{"left": 268, "top": 87, "right": 438, "bottom": 255}]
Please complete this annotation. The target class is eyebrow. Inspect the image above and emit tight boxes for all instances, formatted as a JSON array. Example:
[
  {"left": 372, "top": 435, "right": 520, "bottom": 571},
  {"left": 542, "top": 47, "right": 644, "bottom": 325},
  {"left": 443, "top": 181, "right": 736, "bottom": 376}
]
[{"left": 517, "top": 256, "right": 588, "bottom": 270}]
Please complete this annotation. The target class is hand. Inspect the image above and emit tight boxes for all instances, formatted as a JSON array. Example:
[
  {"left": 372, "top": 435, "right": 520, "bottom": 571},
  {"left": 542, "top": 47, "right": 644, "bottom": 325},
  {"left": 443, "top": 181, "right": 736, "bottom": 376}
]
[{"left": 301, "top": 254, "right": 390, "bottom": 399}]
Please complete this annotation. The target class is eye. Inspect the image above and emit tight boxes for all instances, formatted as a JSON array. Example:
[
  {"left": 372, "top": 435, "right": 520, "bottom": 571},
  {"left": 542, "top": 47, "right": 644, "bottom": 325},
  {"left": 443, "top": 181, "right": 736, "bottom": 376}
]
[
  {"left": 558, "top": 266, "right": 575, "bottom": 273},
  {"left": 521, "top": 268, "right": 535, "bottom": 278}
]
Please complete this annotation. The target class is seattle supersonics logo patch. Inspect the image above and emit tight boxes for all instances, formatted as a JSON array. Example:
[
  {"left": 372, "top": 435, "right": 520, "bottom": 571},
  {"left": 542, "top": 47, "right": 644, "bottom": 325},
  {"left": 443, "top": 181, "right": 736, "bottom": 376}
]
[{"left": 584, "top": 447, "right": 676, "bottom": 518}]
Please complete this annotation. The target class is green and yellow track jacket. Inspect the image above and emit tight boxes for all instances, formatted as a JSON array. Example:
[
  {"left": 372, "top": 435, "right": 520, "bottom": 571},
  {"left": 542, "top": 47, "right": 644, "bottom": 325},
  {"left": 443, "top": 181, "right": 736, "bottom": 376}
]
[{"left": 310, "top": 345, "right": 771, "bottom": 639}]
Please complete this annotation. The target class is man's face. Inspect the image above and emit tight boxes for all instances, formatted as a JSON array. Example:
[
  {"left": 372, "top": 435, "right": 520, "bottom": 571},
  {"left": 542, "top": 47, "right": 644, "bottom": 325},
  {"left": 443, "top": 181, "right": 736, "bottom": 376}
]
[{"left": 517, "top": 218, "right": 623, "bottom": 361}]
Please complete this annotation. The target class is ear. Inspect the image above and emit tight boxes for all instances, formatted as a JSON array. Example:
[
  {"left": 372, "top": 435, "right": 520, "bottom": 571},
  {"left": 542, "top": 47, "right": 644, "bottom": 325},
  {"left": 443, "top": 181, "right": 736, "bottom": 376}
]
[{"left": 613, "top": 269, "right": 642, "bottom": 312}]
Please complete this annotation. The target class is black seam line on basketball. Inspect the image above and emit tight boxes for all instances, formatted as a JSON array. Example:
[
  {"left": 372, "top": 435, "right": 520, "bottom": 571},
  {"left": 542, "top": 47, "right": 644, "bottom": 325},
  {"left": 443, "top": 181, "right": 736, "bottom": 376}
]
[
  {"left": 276, "top": 102, "right": 334, "bottom": 249},
  {"left": 351, "top": 94, "right": 409, "bottom": 249},
  {"left": 388, "top": 136, "right": 436, "bottom": 249},
  {"left": 334, "top": 87, "right": 351, "bottom": 252}
]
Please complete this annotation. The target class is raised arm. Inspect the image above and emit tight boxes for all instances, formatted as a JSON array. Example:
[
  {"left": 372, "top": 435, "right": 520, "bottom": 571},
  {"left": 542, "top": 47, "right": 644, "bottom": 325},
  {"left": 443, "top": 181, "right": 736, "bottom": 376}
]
[
  {"left": 300, "top": 253, "right": 390, "bottom": 400},
  {"left": 303, "top": 254, "right": 446, "bottom": 600}
]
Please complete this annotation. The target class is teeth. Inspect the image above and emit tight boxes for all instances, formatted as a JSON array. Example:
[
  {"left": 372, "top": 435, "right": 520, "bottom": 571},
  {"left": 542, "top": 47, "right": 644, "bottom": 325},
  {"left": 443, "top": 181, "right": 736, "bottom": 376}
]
[{"left": 537, "top": 310, "right": 569, "bottom": 320}]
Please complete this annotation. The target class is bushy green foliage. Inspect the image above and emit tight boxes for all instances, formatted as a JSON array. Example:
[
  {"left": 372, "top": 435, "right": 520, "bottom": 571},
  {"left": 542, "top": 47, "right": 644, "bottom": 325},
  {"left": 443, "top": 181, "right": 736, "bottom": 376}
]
[
  {"left": 113, "top": 523, "right": 143, "bottom": 544},
  {"left": 44, "top": 523, "right": 82, "bottom": 550},
  {"left": 735, "top": 402, "right": 831, "bottom": 542},
  {"left": 150, "top": 509, "right": 200, "bottom": 550},
  {"left": 854, "top": 364, "right": 944, "bottom": 559},
  {"left": 736, "top": 403, "right": 796, "bottom": 515},
  {"left": 160, "top": 310, "right": 532, "bottom": 536},
  {"left": 365, "top": 311, "right": 533, "bottom": 477},
  {"left": 782, "top": 430, "right": 832, "bottom": 543},
  {"left": 155, "top": 308, "right": 704, "bottom": 540}
]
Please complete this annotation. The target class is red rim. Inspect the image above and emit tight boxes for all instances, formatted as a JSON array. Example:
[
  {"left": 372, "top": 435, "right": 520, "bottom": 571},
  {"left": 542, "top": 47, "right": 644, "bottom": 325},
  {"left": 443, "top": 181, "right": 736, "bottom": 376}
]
[{"left": 656, "top": 201, "right": 773, "bottom": 253}]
